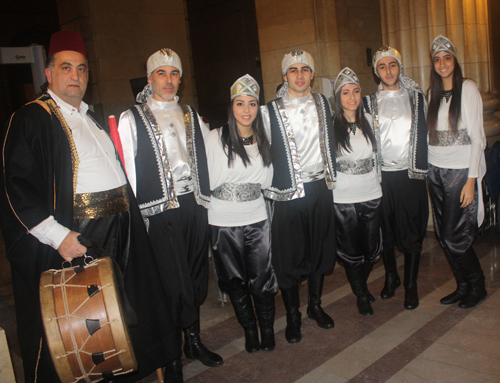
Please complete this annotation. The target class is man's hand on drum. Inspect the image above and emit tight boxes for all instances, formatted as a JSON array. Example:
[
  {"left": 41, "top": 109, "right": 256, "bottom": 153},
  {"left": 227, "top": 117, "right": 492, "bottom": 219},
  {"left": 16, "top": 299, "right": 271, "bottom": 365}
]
[{"left": 58, "top": 231, "right": 87, "bottom": 262}]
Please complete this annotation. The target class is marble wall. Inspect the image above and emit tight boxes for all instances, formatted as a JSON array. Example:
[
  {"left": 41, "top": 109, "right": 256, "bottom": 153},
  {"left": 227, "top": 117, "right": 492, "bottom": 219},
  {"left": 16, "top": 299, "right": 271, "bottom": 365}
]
[
  {"left": 56, "top": 0, "right": 197, "bottom": 122},
  {"left": 255, "top": 0, "right": 382, "bottom": 103}
]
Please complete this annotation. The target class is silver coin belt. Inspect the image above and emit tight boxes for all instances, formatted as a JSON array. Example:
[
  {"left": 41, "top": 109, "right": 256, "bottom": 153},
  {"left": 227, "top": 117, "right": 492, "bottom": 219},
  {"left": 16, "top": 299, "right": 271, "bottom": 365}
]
[
  {"left": 212, "top": 183, "right": 262, "bottom": 202},
  {"left": 336, "top": 157, "right": 373, "bottom": 175}
]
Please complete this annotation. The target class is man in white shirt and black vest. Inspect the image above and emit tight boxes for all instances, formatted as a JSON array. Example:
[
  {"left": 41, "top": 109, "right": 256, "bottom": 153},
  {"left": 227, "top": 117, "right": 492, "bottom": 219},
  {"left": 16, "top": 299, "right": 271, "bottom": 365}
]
[
  {"left": 1, "top": 31, "right": 179, "bottom": 383},
  {"left": 261, "top": 49, "right": 336, "bottom": 344},
  {"left": 118, "top": 49, "right": 223, "bottom": 381},
  {"left": 363, "top": 46, "right": 429, "bottom": 311}
]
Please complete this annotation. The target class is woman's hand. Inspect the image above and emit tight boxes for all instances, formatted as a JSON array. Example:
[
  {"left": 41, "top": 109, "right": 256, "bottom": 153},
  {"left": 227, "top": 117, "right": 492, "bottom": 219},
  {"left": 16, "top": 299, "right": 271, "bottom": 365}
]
[{"left": 460, "top": 178, "right": 476, "bottom": 208}]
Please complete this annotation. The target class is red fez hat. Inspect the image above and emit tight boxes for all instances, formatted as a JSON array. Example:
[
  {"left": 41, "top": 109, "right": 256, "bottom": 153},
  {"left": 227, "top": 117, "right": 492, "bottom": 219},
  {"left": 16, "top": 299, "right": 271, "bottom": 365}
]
[{"left": 48, "top": 31, "right": 87, "bottom": 58}]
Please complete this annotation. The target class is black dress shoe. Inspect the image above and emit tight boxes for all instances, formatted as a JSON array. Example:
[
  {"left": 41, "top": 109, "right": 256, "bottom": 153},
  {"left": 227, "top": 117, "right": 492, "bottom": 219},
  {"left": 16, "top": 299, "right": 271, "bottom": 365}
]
[
  {"left": 163, "top": 357, "right": 183, "bottom": 383},
  {"left": 307, "top": 305, "right": 335, "bottom": 329},
  {"left": 184, "top": 322, "right": 223, "bottom": 367},
  {"left": 244, "top": 326, "right": 260, "bottom": 353}
]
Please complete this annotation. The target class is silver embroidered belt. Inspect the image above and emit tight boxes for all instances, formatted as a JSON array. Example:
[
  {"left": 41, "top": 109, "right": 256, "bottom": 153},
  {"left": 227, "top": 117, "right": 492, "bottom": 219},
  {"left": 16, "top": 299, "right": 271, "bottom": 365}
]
[
  {"left": 212, "top": 183, "right": 262, "bottom": 202},
  {"left": 336, "top": 158, "right": 373, "bottom": 175},
  {"left": 429, "top": 129, "right": 471, "bottom": 146}
]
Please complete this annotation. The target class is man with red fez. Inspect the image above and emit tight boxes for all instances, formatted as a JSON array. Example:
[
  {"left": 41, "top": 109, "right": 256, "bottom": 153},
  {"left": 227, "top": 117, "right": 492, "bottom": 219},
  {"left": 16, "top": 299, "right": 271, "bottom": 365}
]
[{"left": 0, "top": 31, "right": 179, "bottom": 382}]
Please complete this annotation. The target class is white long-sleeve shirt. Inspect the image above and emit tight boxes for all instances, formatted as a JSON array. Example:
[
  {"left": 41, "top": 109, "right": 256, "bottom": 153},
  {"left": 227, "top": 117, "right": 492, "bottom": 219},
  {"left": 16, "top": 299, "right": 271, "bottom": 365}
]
[
  {"left": 206, "top": 128, "right": 272, "bottom": 227},
  {"left": 428, "top": 79, "right": 487, "bottom": 225},
  {"left": 30, "top": 90, "right": 127, "bottom": 250},
  {"left": 334, "top": 114, "right": 382, "bottom": 204},
  {"left": 428, "top": 80, "right": 486, "bottom": 177}
]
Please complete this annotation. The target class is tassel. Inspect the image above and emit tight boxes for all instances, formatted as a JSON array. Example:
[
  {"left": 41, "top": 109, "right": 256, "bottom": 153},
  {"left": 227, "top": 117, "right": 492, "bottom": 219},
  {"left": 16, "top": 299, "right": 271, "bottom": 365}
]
[{"left": 109, "top": 115, "right": 126, "bottom": 175}]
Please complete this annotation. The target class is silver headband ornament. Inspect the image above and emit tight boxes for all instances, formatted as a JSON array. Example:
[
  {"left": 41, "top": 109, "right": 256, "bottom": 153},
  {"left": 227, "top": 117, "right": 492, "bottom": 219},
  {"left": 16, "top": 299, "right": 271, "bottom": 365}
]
[
  {"left": 430, "top": 35, "right": 457, "bottom": 58},
  {"left": 372, "top": 45, "right": 402, "bottom": 77},
  {"left": 137, "top": 48, "right": 183, "bottom": 103},
  {"left": 334, "top": 67, "right": 360, "bottom": 95},
  {"left": 231, "top": 74, "right": 260, "bottom": 101}
]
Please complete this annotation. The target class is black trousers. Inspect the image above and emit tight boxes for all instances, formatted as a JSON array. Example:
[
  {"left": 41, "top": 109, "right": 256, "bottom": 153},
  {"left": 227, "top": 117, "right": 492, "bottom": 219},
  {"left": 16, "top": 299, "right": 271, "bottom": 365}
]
[
  {"left": 381, "top": 170, "right": 428, "bottom": 253},
  {"left": 210, "top": 219, "right": 278, "bottom": 296},
  {"left": 334, "top": 198, "right": 382, "bottom": 265},
  {"left": 271, "top": 180, "right": 336, "bottom": 289},
  {"left": 147, "top": 192, "right": 209, "bottom": 329},
  {"left": 427, "top": 165, "right": 478, "bottom": 255}
]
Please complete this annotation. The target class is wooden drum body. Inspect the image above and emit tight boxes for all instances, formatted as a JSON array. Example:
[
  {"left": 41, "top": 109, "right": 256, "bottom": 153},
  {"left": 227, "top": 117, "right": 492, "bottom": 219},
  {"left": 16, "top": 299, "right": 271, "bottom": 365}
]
[{"left": 40, "top": 257, "right": 137, "bottom": 383}]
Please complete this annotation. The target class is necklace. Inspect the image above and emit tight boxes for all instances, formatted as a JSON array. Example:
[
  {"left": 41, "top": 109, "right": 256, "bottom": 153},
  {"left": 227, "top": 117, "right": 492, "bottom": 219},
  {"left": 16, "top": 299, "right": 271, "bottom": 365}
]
[
  {"left": 241, "top": 135, "right": 254, "bottom": 145},
  {"left": 347, "top": 121, "right": 358, "bottom": 135},
  {"left": 442, "top": 90, "right": 453, "bottom": 103}
]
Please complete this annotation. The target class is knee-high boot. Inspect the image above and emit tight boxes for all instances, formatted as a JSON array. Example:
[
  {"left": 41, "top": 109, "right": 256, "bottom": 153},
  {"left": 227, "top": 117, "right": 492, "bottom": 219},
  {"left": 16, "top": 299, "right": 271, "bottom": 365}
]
[
  {"left": 458, "top": 247, "right": 487, "bottom": 308},
  {"left": 253, "top": 294, "right": 275, "bottom": 351},
  {"left": 345, "top": 263, "right": 373, "bottom": 316},
  {"left": 441, "top": 248, "right": 470, "bottom": 305},
  {"left": 307, "top": 274, "right": 335, "bottom": 329},
  {"left": 362, "top": 262, "right": 375, "bottom": 303},
  {"left": 403, "top": 252, "right": 420, "bottom": 310},
  {"left": 183, "top": 318, "right": 223, "bottom": 366},
  {"left": 281, "top": 286, "right": 302, "bottom": 343},
  {"left": 380, "top": 247, "right": 401, "bottom": 299},
  {"left": 228, "top": 289, "right": 260, "bottom": 353}
]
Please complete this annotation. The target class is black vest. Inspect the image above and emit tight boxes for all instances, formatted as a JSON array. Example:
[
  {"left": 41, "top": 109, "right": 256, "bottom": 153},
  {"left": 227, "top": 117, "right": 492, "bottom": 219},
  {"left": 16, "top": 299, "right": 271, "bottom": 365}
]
[
  {"left": 264, "top": 92, "right": 336, "bottom": 201},
  {"left": 130, "top": 104, "right": 210, "bottom": 217}
]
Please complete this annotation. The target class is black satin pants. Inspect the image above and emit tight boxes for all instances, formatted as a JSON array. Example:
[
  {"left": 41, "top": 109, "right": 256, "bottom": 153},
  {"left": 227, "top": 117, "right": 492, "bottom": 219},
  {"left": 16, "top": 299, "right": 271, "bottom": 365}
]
[
  {"left": 334, "top": 198, "right": 382, "bottom": 265},
  {"left": 271, "top": 180, "right": 336, "bottom": 289},
  {"left": 210, "top": 219, "right": 278, "bottom": 296},
  {"left": 428, "top": 165, "right": 478, "bottom": 255}
]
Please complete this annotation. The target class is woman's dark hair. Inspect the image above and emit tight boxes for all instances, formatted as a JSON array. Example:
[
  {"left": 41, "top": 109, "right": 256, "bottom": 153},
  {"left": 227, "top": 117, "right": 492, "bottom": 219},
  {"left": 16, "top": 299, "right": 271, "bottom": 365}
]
[
  {"left": 427, "top": 56, "right": 463, "bottom": 143},
  {"left": 333, "top": 89, "right": 376, "bottom": 157},
  {"left": 221, "top": 99, "right": 272, "bottom": 168}
]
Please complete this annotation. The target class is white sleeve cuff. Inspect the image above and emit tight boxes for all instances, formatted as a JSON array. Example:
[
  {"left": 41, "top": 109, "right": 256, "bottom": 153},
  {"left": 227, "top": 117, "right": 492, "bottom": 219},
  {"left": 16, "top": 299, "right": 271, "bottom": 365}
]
[{"left": 30, "top": 216, "right": 71, "bottom": 250}]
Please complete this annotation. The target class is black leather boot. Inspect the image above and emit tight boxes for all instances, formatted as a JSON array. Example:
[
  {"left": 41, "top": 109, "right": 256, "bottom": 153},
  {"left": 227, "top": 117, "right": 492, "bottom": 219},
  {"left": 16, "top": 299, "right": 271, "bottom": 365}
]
[
  {"left": 380, "top": 248, "right": 401, "bottom": 299},
  {"left": 307, "top": 275, "right": 335, "bottom": 329},
  {"left": 228, "top": 289, "right": 260, "bottom": 353},
  {"left": 183, "top": 320, "right": 223, "bottom": 367},
  {"left": 163, "top": 357, "right": 183, "bottom": 383},
  {"left": 441, "top": 248, "right": 470, "bottom": 304},
  {"left": 362, "top": 262, "right": 375, "bottom": 304},
  {"left": 281, "top": 286, "right": 302, "bottom": 343},
  {"left": 345, "top": 263, "right": 373, "bottom": 316},
  {"left": 403, "top": 252, "right": 420, "bottom": 310},
  {"left": 459, "top": 272, "right": 487, "bottom": 308},
  {"left": 253, "top": 294, "right": 275, "bottom": 351}
]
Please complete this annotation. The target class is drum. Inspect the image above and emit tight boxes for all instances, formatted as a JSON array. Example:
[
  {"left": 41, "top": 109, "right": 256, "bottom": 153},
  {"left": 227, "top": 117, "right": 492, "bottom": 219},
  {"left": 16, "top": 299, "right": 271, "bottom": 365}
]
[{"left": 40, "top": 257, "right": 137, "bottom": 383}]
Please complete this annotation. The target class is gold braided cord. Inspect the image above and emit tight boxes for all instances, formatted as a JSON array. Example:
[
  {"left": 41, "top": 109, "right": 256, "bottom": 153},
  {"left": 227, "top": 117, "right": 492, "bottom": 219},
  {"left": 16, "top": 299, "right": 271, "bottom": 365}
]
[{"left": 44, "top": 98, "right": 80, "bottom": 197}]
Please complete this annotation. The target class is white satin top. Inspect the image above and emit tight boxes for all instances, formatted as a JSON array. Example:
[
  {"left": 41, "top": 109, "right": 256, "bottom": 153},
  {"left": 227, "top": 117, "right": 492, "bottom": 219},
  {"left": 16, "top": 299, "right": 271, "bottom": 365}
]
[{"left": 377, "top": 87, "right": 412, "bottom": 171}]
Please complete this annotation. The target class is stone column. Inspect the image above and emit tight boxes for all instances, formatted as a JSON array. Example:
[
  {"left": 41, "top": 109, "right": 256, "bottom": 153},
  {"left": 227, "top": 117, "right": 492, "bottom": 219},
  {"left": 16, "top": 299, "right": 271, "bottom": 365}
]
[{"left": 379, "top": 0, "right": 500, "bottom": 141}]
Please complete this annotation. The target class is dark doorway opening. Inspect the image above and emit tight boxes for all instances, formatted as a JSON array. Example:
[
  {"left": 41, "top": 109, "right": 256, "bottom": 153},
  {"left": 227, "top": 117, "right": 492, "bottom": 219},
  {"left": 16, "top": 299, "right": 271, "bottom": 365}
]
[{"left": 186, "top": 0, "right": 263, "bottom": 129}]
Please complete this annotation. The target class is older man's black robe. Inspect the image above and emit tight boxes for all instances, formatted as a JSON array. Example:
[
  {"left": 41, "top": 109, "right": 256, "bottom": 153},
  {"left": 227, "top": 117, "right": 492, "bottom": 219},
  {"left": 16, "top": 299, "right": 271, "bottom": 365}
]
[{"left": 0, "top": 94, "right": 180, "bottom": 383}]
